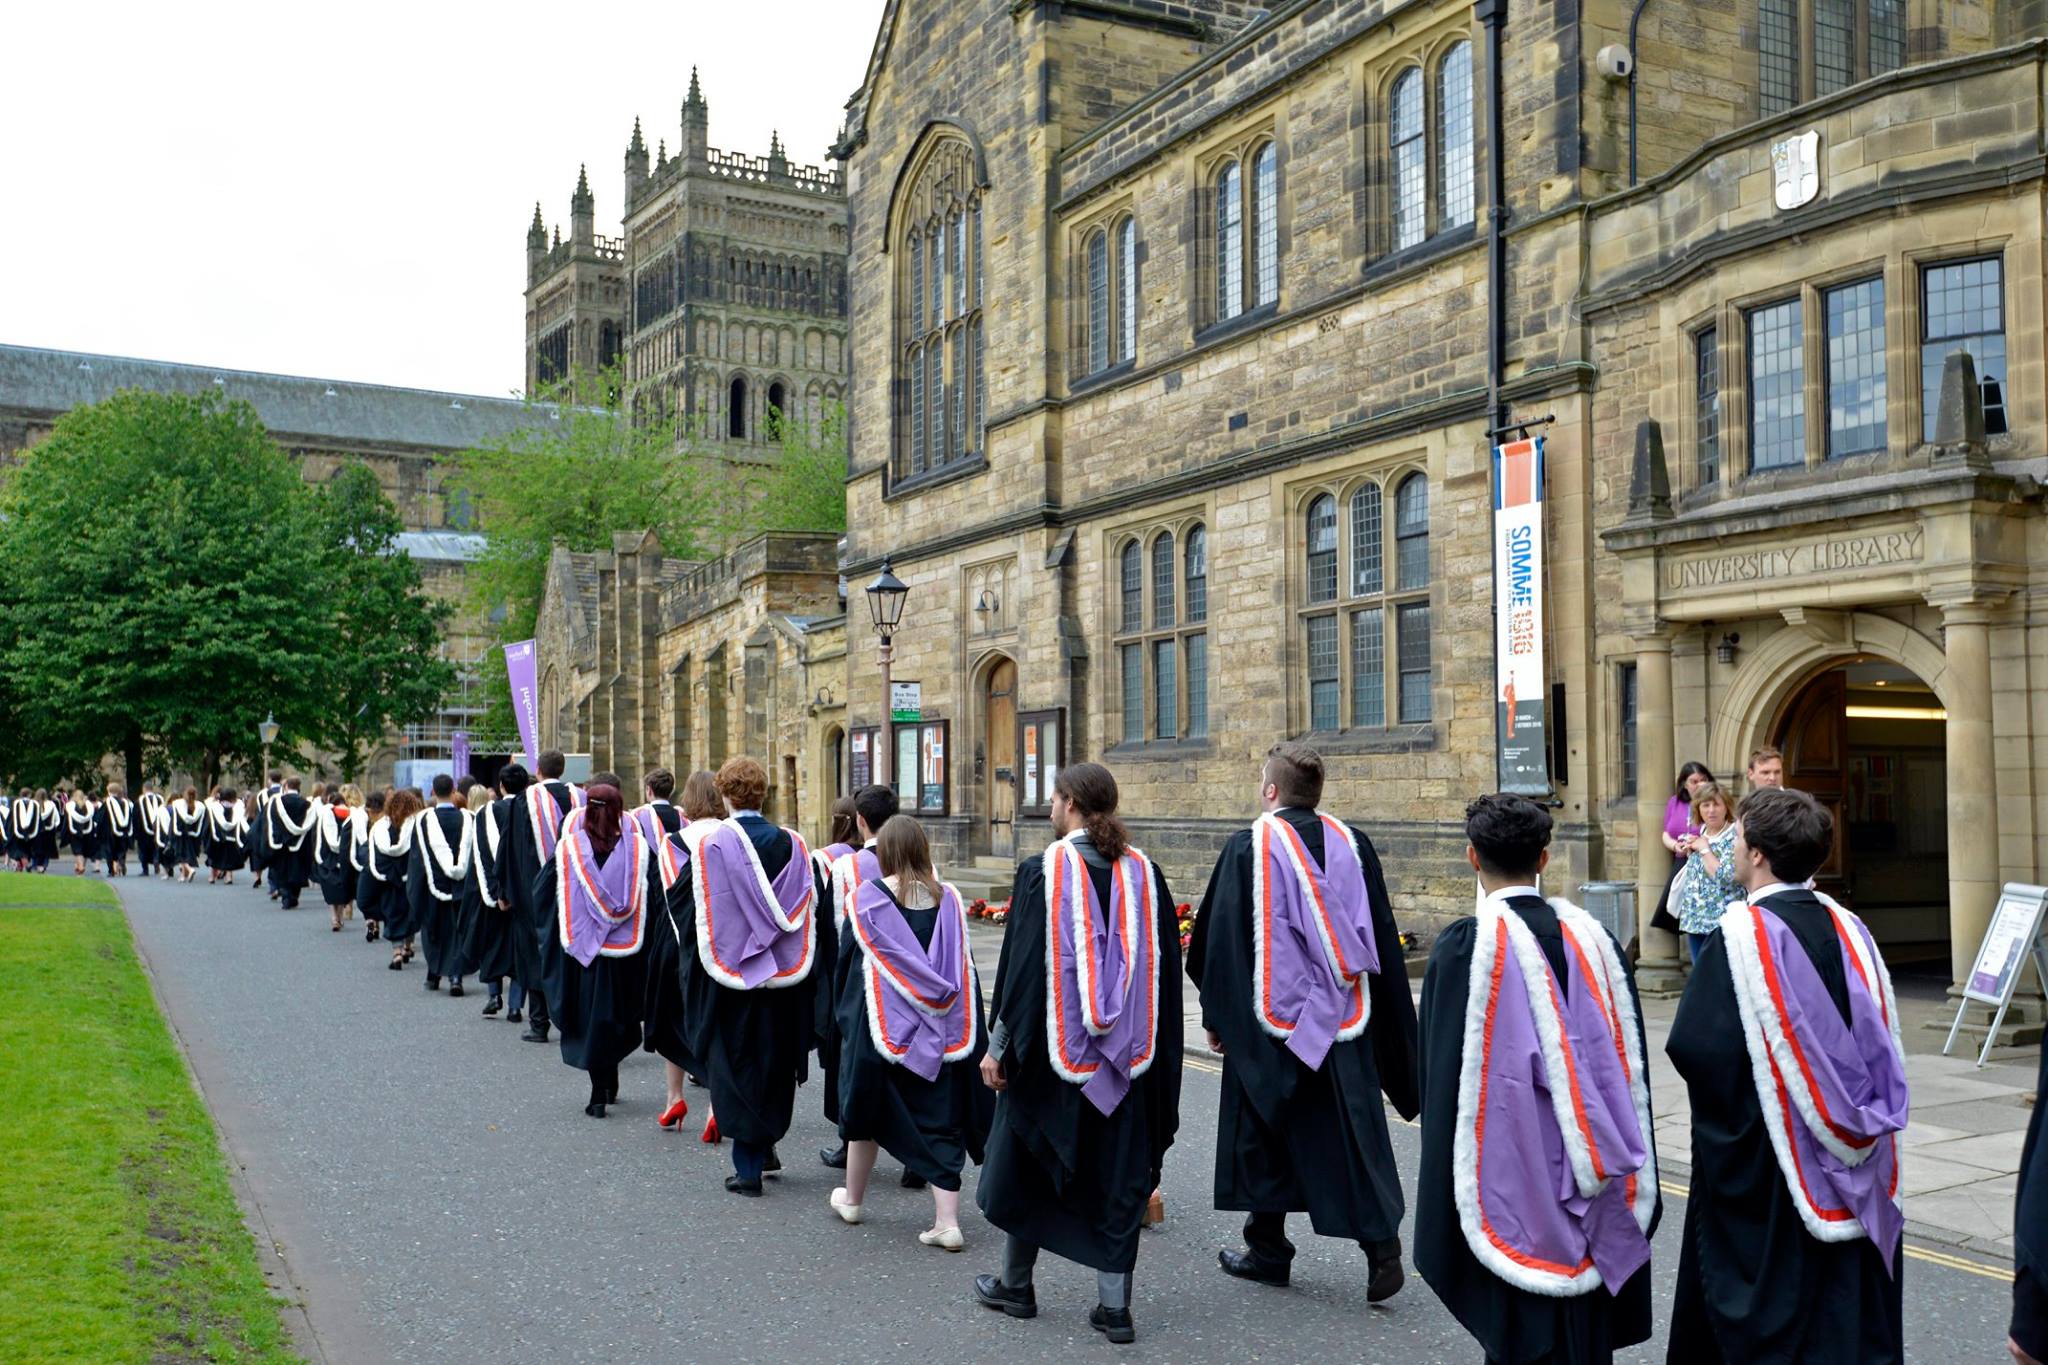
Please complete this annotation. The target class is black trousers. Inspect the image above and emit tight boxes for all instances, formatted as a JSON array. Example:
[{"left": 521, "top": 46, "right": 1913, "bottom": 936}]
[{"left": 1242, "top": 1211, "right": 1398, "bottom": 1267}]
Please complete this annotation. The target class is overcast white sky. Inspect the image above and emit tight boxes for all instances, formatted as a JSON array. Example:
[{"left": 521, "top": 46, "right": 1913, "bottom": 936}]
[{"left": 0, "top": 0, "right": 886, "bottom": 398}]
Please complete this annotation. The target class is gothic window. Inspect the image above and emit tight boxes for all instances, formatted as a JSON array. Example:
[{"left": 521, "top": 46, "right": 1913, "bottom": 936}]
[
  {"left": 895, "top": 135, "right": 984, "bottom": 480},
  {"left": 1209, "top": 141, "right": 1277, "bottom": 328},
  {"left": 1384, "top": 43, "right": 1478, "bottom": 256},
  {"left": 1437, "top": 43, "right": 1475, "bottom": 230},
  {"left": 1298, "top": 472, "right": 1431, "bottom": 732},
  {"left": 1079, "top": 212, "right": 1139, "bottom": 378},
  {"left": 728, "top": 375, "right": 748, "bottom": 440},
  {"left": 767, "top": 381, "right": 787, "bottom": 431},
  {"left": 1390, "top": 70, "right": 1426, "bottom": 251},
  {"left": 1113, "top": 519, "right": 1209, "bottom": 744},
  {"left": 1695, "top": 326, "right": 1721, "bottom": 486}
]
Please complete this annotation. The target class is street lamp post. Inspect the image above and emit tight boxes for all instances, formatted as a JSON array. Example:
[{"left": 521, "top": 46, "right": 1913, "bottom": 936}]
[
  {"left": 864, "top": 558, "right": 908, "bottom": 790},
  {"left": 258, "top": 712, "right": 280, "bottom": 787}
]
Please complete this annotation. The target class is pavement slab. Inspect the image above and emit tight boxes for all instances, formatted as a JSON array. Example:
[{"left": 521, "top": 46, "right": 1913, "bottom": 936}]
[{"left": 83, "top": 869, "right": 2024, "bottom": 1364}]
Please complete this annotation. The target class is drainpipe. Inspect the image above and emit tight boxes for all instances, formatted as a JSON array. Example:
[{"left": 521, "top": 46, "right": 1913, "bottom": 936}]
[
  {"left": 1478, "top": 0, "right": 1509, "bottom": 432},
  {"left": 1627, "top": 0, "right": 1654, "bottom": 184}
]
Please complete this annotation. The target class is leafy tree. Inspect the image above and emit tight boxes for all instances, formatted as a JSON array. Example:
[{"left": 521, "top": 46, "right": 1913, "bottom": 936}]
[
  {"left": 738, "top": 401, "right": 849, "bottom": 538},
  {"left": 311, "top": 463, "right": 456, "bottom": 783},
  {"left": 0, "top": 390, "right": 329, "bottom": 789}
]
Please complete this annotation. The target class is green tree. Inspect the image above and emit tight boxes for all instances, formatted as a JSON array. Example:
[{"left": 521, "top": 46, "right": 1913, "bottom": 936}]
[
  {"left": 0, "top": 390, "right": 329, "bottom": 789},
  {"left": 312, "top": 464, "right": 456, "bottom": 783},
  {"left": 741, "top": 401, "right": 850, "bottom": 537}
]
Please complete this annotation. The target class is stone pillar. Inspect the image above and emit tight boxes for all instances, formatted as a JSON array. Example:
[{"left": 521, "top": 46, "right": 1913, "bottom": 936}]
[
  {"left": 1939, "top": 601, "right": 2000, "bottom": 986},
  {"left": 1633, "top": 632, "right": 1685, "bottom": 992}
]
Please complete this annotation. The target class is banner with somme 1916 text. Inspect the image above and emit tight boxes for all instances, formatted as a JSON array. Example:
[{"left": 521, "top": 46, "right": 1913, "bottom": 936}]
[
  {"left": 1493, "top": 436, "right": 1551, "bottom": 794},
  {"left": 504, "top": 640, "right": 540, "bottom": 769}
]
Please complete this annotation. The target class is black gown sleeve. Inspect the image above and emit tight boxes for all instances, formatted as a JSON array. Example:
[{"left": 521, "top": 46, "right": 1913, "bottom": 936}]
[
  {"left": 2015, "top": 1046, "right": 2048, "bottom": 1360},
  {"left": 1146, "top": 862, "right": 1185, "bottom": 1184},
  {"left": 1356, "top": 826, "right": 1420, "bottom": 1120}
]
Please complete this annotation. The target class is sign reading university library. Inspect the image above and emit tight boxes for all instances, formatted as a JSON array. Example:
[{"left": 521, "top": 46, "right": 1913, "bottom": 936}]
[
  {"left": 1493, "top": 437, "right": 1550, "bottom": 795},
  {"left": 1663, "top": 526, "right": 1924, "bottom": 592}
]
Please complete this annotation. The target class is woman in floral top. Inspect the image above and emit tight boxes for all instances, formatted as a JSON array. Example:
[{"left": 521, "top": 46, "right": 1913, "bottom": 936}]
[{"left": 1674, "top": 782, "right": 1740, "bottom": 964}]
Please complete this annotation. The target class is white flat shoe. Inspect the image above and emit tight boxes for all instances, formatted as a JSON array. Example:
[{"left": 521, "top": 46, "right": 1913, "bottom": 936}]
[
  {"left": 829, "top": 1188, "right": 863, "bottom": 1225},
  {"left": 918, "top": 1225, "right": 965, "bottom": 1251}
]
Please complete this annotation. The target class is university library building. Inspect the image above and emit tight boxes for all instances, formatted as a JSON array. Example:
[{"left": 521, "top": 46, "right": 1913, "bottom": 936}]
[{"left": 539, "top": 1, "right": 2048, "bottom": 1022}]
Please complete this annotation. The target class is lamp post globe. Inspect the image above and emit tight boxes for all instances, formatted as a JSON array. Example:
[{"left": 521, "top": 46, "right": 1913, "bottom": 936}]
[
  {"left": 258, "top": 713, "right": 279, "bottom": 788},
  {"left": 865, "top": 559, "right": 910, "bottom": 787}
]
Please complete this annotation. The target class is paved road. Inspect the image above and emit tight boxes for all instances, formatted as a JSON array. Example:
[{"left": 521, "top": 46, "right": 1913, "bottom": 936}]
[{"left": 98, "top": 868, "right": 2015, "bottom": 1363}]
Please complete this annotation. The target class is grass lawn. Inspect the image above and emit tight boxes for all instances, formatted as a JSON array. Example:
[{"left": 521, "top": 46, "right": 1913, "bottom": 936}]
[{"left": 0, "top": 875, "right": 299, "bottom": 1362}]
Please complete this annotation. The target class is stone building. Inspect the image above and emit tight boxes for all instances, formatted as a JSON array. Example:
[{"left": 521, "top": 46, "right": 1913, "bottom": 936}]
[
  {"left": 525, "top": 71, "right": 852, "bottom": 453},
  {"left": 0, "top": 343, "right": 560, "bottom": 783},
  {"left": 530, "top": 529, "right": 848, "bottom": 843},
  {"left": 823, "top": 0, "right": 2048, "bottom": 1007}
]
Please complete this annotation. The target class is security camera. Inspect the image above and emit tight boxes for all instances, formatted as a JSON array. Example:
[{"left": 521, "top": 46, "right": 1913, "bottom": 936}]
[{"left": 1596, "top": 44, "right": 1634, "bottom": 80}]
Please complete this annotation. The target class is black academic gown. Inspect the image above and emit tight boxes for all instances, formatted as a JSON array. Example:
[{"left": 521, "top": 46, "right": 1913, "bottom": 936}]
[
  {"left": 638, "top": 812, "right": 695, "bottom": 1072},
  {"left": 169, "top": 805, "right": 205, "bottom": 866},
  {"left": 207, "top": 808, "right": 248, "bottom": 872},
  {"left": 2014, "top": 1044, "right": 2048, "bottom": 1362},
  {"left": 834, "top": 879, "right": 993, "bottom": 1190},
  {"left": 1186, "top": 809, "right": 1419, "bottom": 1247},
  {"left": 357, "top": 824, "right": 409, "bottom": 928},
  {"left": 265, "top": 794, "right": 315, "bottom": 897},
  {"left": 504, "top": 781, "right": 576, "bottom": 999},
  {"left": 977, "top": 838, "right": 1184, "bottom": 1275},
  {"left": 812, "top": 846, "right": 853, "bottom": 1125},
  {"left": 136, "top": 796, "right": 165, "bottom": 871},
  {"left": 537, "top": 843, "right": 660, "bottom": 1075},
  {"left": 96, "top": 800, "right": 134, "bottom": 865},
  {"left": 63, "top": 805, "right": 100, "bottom": 860},
  {"left": 458, "top": 801, "right": 514, "bottom": 984},
  {"left": 313, "top": 812, "right": 356, "bottom": 908},
  {"left": 1416, "top": 895, "right": 1660, "bottom": 1365},
  {"left": 1666, "top": 887, "right": 1903, "bottom": 1364},
  {"left": 407, "top": 805, "right": 471, "bottom": 978},
  {"left": 670, "top": 814, "right": 815, "bottom": 1147}
]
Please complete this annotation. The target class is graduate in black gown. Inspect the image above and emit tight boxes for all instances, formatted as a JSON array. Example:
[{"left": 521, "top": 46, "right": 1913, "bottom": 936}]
[
  {"left": 61, "top": 789, "right": 98, "bottom": 875},
  {"left": 135, "top": 785, "right": 167, "bottom": 877},
  {"left": 504, "top": 750, "right": 581, "bottom": 1043},
  {"left": 1667, "top": 787, "right": 1907, "bottom": 1365},
  {"left": 311, "top": 786, "right": 360, "bottom": 931},
  {"left": 463, "top": 769, "right": 522, "bottom": 1019},
  {"left": 168, "top": 787, "right": 205, "bottom": 881},
  {"left": 407, "top": 774, "right": 473, "bottom": 994},
  {"left": 669, "top": 755, "right": 817, "bottom": 1195},
  {"left": 973, "top": 762, "right": 1183, "bottom": 1347},
  {"left": 1187, "top": 742, "right": 1419, "bottom": 1300},
  {"left": 2014, "top": 1042, "right": 2048, "bottom": 1365},
  {"left": 817, "top": 785, "right": 894, "bottom": 1171},
  {"left": 363, "top": 789, "right": 422, "bottom": 966},
  {"left": 204, "top": 788, "right": 249, "bottom": 884},
  {"left": 263, "top": 777, "right": 316, "bottom": 909},
  {"left": 97, "top": 785, "right": 136, "bottom": 877},
  {"left": 828, "top": 814, "right": 991, "bottom": 1248},
  {"left": 350, "top": 790, "right": 385, "bottom": 941},
  {"left": 538, "top": 781, "right": 658, "bottom": 1117},
  {"left": 643, "top": 769, "right": 718, "bottom": 1132},
  {"left": 1417, "top": 795, "right": 1660, "bottom": 1365},
  {"left": 8, "top": 787, "right": 35, "bottom": 871}
]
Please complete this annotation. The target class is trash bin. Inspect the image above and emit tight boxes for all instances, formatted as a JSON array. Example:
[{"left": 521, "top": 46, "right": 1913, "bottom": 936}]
[{"left": 1578, "top": 881, "right": 1638, "bottom": 950}]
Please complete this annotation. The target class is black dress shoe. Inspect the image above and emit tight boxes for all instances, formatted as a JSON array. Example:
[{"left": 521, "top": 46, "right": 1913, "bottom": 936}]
[
  {"left": 1218, "top": 1248, "right": 1290, "bottom": 1286},
  {"left": 425, "top": 976, "right": 440, "bottom": 992},
  {"left": 763, "top": 1146, "right": 782, "bottom": 1176},
  {"left": 482, "top": 995, "right": 502, "bottom": 1016},
  {"left": 972, "top": 1274, "right": 1037, "bottom": 1319},
  {"left": 520, "top": 1024, "right": 550, "bottom": 1043},
  {"left": 504, "top": 1007, "right": 522, "bottom": 1023},
  {"left": 723, "top": 1174, "right": 763, "bottom": 1197},
  {"left": 584, "top": 1101, "right": 607, "bottom": 1118},
  {"left": 1365, "top": 1251, "right": 1405, "bottom": 1303},
  {"left": 448, "top": 980, "right": 465, "bottom": 998},
  {"left": 820, "top": 1143, "right": 848, "bottom": 1169},
  {"left": 1089, "top": 1305, "right": 1136, "bottom": 1344},
  {"left": 900, "top": 1169, "right": 928, "bottom": 1190}
]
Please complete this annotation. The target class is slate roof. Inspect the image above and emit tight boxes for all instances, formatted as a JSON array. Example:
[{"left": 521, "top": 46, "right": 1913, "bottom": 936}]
[{"left": 0, "top": 343, "right": 563, "bottom": 452}]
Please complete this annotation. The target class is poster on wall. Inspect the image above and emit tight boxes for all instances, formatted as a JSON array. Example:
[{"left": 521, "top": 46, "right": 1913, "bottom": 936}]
[
  {"left": 850, "top": 730, "right": 871, "bottom": 790},
  {"left": 1493, "top": 436, "right": 1551, "bottom": 794}
]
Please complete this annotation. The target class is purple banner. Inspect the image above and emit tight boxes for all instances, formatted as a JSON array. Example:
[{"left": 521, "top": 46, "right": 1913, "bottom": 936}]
[
  {"left": 503, "top": 640, "right": 540, "bottom": 768},
  {"left": 451, "top": 730, "right": 471, "bottom": 784}
]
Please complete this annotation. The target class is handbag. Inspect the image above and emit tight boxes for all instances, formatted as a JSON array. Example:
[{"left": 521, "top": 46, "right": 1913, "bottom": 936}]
[{"left": 1650, "top": 856, "right": 1687, "bottom": 933}]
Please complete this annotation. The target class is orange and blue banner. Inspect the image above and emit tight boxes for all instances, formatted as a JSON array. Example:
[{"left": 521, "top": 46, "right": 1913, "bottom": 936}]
[{"left": 1493, "top": 437, "right": 1549, "bottom": 793}]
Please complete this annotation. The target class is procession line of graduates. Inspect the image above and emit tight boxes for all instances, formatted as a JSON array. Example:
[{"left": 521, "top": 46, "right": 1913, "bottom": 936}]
[{"left": 40, "top": 739, "right": 2043, "bottom": 1360}]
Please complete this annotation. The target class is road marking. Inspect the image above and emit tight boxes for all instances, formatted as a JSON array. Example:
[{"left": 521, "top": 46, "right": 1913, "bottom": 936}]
[{"left": 1181, "top": 1060, "right": 2016, "bottom": 1283}]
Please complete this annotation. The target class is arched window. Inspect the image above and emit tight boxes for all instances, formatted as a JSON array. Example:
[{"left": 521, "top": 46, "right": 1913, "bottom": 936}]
[
  {"left": 1437, "top": 43, "right": 1475, "bottom": 230},
  {"left": 1151, "top": 532, "right": 1175, "bottom": 628},
  {"left": 1087, "top": 229, "right": 1110, "bottom": 375},
  {"left": 1215, "top": 159, "right": 1243, "bottom": 323},
  {"left": 1184, "top": 526, "right": 1208, "bottom": 624},
  {"left": 1117, "top": 216, "right": 1137, "bottom": 364},
  {"left": 767, "top": 381, "right": 786, "bottom": 430},
  {"left": 1350, "top": 484, "right": 1383, "bottom": 596},
  {"left": 1390, "top": 69, "right": 1426, "bottom": 251},
  {"left": 1119, "top": 540, "right": 1143, "bottom": 634},
  {"left": 894, "top": 135, "right": 984, "bottom": 480},
  {"left": 728, "top": 376, "right": 747, "bottom": 439},
  {"left": 1306, "top": 494, "right": 1338, "bottom": 603},
  {"left": 1251, "top": 143, "right": 1278, "bottom": 308},
  {"left": 1395, "top": 473, "right": 1429, "bottom": 589}
]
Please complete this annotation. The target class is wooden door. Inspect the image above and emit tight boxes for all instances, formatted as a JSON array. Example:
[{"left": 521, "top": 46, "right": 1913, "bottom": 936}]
[
  {"left": 1774, "top": 668, "right": 1850, "bottom": 901},
  {"left": 986, "top": 660, "right": 1017, "bottom": 859}
]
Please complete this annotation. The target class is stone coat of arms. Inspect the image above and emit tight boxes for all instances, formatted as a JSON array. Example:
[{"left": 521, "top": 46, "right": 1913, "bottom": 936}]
[{"left": 1772, "top": 130, "right": 1820, "bottom": 210}]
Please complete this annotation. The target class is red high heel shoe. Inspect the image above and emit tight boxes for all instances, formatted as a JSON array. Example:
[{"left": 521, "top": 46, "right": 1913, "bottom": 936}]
[
  {"left": 700, "top": 1110, "right": 721, "bottom": 1144},
  {"left": 657, "top": 1098, "right": 689, "bottom": 1131}
]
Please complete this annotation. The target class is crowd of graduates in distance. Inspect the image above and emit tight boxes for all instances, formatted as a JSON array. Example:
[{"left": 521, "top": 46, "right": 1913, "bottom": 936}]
[{"left": 8, "top": 740, "right": 2043, "bottom": 1362}]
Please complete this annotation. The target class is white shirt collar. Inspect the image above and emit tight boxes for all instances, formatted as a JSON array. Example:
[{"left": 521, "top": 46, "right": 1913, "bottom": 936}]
[
  {"left": 730, "top": 808, "right": 762, "bottom": 820},
  {"left": 1747, "top": 881, "right": 1802, "bottom": 901},
  {"left": 1483, "top": 884, "right": 1545, "bottom": 906},
  {"left": 862, "top": 837, "right": 878, "bottom": 849}
]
